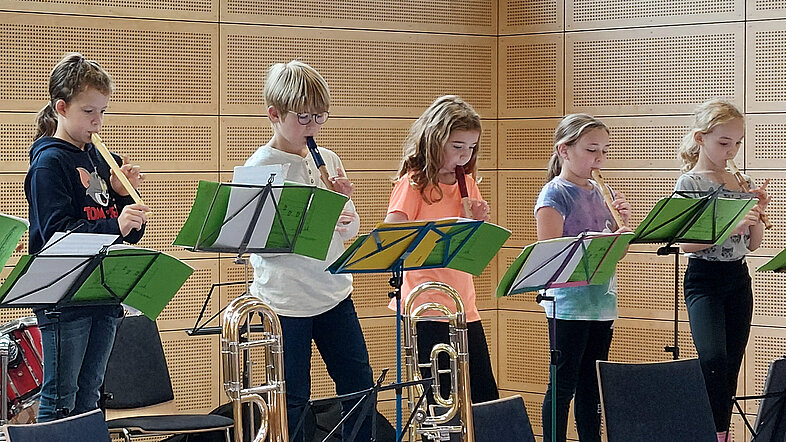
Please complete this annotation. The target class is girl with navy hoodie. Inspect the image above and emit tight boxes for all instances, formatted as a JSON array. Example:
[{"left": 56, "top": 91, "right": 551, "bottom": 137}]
[{"left": 25, "top": 53, "right": 149, "bottom": 422}]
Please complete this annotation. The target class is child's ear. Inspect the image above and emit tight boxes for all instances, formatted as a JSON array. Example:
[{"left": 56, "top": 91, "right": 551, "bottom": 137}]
[
  {"left": 557, "top": 143, "right": 568, "bottom": 158},
  {"left": 267, "top": 106, "right": 281, "bottom": 122},
  {"left": 693, "top": 131, "right": 704, "bottom": 146},
  {"left": 54, "top": 99, "right": 68, "bottom": 116}
]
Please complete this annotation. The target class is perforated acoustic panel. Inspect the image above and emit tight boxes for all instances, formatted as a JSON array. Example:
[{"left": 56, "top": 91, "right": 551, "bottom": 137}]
[
  {"left": 603, "top": 116, "right": 692, "bottom": 170},
  {"left": 160, "top": 331, "right": 219, "bottom": 413},
  {"left": 221, "top": 25, "right": 496, "bottom": 118},
  {"left": 745, "top": 326, "right": 786, "bottom": 414},
  {"left": 3, "top": 0, "right": 217, "bottom": 21},
  {"left": 567, "top": 0, "right": 742, "bottom": 30},
  {"left": 748, "top": 20, "right": 786, "bottom": 112},
  {"left": 498, "top": 171, "right": 547, "bottom": 248},
  {"left": 222, "top": 0, "right": 494, "bottom": 35},
  {"left": 0, "top": 12, "right": 217, "bottom": 114},
  {"left": 220, "top": 117, "right": 497, "bottom": 172},
  {"left": 747, "top": 114, "right": 786, "bottom": 169},
  {"left": 135, "top": 173, "right": 219, "bottom": 259},
  {"left": 499, "top": 34, "right": 564, "bottom": 119},
  {"left": 567, "top": 24, "right": 744, "bottom": 116},
  {"left": 498, "top": 310, "right": 549, "bottom": 393},
  {"left": 746, "top": 171, "right": 786, "bottom": 255},
  {"left": 749, "top": 256, "right": 786, "bottom": 327},
  {"left": 0, "top": 174, "right": 28, "bottom": 266},
  {"left": 100, "top": 115, "right": 218, "bottom": 172},
  {"left": 499, "top": 0, "right": 563, "bottom": 35},
  {"left": 308, "top": 316, "right": 403, "bottom": 401},
  {"left": 610, "top": 318, "right": 698, "bottom": 363},
  {"left": 748, "top": 0, "right": 786, "bottom": 19},
  {"left": 156, "top": 258, "right": 218, "bottom": 332},
  {"left": 0, "top": 113, "right": 35, "bottom": 173},
  {"left": 616, "top": 252, "right": 688, "bottom": 321},
  {"left": 498, "top": 118, "right": 559, "bottom": 169}
]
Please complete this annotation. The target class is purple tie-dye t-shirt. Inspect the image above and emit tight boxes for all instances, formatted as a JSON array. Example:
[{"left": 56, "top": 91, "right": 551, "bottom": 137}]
[{"left": 533, "top": 177, "right": 618, "bottom": 320}]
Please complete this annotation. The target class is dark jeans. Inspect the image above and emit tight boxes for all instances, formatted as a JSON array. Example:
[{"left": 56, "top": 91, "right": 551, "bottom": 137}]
[
  {"left": 416, "top": 320, "right": 499, "bottom": 404},
  {"left": 280, "top": 296, "right": 374, "bottom": 441},
  {"left": 542, "top": 319, "right": 614, "bottom": 442},
  {"left": 37, "top": 305, "right": 123, "bottom": 422},
  {"left": 684, "top": 258, "right": 753, "bottom": 432}
]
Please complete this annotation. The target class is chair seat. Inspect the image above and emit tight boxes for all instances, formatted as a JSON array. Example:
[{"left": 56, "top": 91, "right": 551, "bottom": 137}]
[{"left": 107, "top": 414, "right": 234, "bottom": 433}]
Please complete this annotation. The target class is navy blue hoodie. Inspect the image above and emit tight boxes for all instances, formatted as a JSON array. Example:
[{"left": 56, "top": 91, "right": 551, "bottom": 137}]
[{"left": 25, "top": 136, "right": 145, "bottom": 254}]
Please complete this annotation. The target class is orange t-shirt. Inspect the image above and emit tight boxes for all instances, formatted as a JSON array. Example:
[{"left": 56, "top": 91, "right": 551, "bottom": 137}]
[{"left": 386, "top": 172, "right": 483, "bottom": 322}]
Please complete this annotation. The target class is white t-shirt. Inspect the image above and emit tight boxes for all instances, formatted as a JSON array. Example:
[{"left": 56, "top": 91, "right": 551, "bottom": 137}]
[{"left": 244, "top": 144, "right": 359, "bottom": 317}]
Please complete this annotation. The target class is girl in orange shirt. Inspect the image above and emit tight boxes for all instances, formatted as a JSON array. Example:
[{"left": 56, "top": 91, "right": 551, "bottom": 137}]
[{"left": 385, "top": 95, "right": 497, "bottom": 403}]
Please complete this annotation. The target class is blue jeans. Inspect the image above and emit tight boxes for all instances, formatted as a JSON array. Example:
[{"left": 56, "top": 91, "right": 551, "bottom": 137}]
[
  {"left": 36, "top": 305, "right": 122, "bottom": 422},
  {"left": 280, "top": 296, "right": 374, "bottom": 441}
]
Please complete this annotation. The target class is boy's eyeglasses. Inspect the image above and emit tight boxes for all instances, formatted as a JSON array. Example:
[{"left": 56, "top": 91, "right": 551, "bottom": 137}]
[{"left": 288, "top": 111, "right": 330, "bottom": 125}]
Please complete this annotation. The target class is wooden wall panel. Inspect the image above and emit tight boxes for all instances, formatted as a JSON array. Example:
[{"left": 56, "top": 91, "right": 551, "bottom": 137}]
[
  {"left": 567, "top": 0, "right": 743, "bottom": 30},
  {"left": 221, "top": 25, "right": 497, "bottom": 118},
  {"left": 748, "top": 0, "right": 786, "bottom": 20},
  {"left": 745, "top": 326, "right": 786, "bottom": 413},
  {"left": 0, "top": 114, "right": 218, "bottom": 173},
  {"left": 750, "top": 256, "right": 786, "bottom": 327},
  {"left": 498, "top": 310, "right": 548, "bottom": 393},
  {"left": 2, "top": 0, "right": 218, "bottom": 21},
  {"left": 160, "top": 331, "right": 219, "bottom": 413},
  {"left": 747, "top": 20, "right": 786, "bottom": 112},
  {"left": 0, "top": 12, "right": 218, "bottom": 114},
  {"left": 499, "top": 33, "right": 564, "bottom": 118},
  {"left": 498, "top": 118, "right": 559, "bottom": 169},
  {"left": 99, "top": 115, "right": 218, "bottom": 173},
  {"left": 616, "top": 252, "right": 688, "bottom": 321},
  {"left": 499, "top": 0, "right": 564, "bottom": 35},
  {"left": 222, "top": 0, "right": 496, "bottom": 35},
  {"left": 567, "top": 24, "right": 744, "bottom": 116},
  {"left": 156, "top": 259, "right": 218, "bottom": 331},
  {"left": 498, "top": 171, "right": 545, "bottom": 248},
  {"left": 747, "top": 114, "right": 786, "bottom": 169},
  {"left": 135, "top": 173, "right": 219, "bottom": 259}
]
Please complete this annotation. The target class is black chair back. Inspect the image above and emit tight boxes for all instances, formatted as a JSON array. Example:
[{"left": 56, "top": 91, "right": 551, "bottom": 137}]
[
  {"left": 597, "top": 358, "right": 716, "bottom": 442},
  {"left": 472, "top": 395, "right": 535, "bottom": 442},
  {"left": 104, "top": 315, "right": 174, "bottom": 409},
  {"left": 4, "top": 409, "right": 110, "bottom": 442}
]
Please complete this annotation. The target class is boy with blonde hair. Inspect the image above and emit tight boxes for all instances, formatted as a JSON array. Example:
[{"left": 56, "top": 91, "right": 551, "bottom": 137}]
[{"left": 245, "top": 60, "right": 374, "bottom": 441}]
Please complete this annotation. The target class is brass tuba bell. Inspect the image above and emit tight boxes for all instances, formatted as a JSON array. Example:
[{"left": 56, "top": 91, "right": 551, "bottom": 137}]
[
  {"left": 221, "top": 295, "right": 288, "bottom": 442},
  {"left": 403, "top": 281, "right": 475, "bottom": 442}
]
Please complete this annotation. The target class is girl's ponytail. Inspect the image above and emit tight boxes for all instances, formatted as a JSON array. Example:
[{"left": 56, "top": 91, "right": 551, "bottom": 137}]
[{"left": 34, "top": 102, "right": 58, "bottom": 141}]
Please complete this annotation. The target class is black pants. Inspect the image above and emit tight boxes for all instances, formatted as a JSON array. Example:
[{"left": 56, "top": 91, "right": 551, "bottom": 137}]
[
  {"left": 416, "top": 320, "right": 499, "bottom": 404},
  {"left": 542, "top": 319, "right": 614, "bottom": 442},
  {"left": 684, "top": 258, "right": 753, "bottom": 433}
]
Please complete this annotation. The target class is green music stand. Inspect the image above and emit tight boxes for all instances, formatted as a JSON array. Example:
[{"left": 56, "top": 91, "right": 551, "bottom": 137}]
[
  {"left": 328, "top": 218, "right": 510, "bottom": 440},
  {"left": 631, "top": 187, "right": 756, "bottom": 359},
  {"left": 496, "top": 230, "right": 633, "bottom": 442},
  {"left": 0, "top": 232, "right": 193, "bottom": 321}
]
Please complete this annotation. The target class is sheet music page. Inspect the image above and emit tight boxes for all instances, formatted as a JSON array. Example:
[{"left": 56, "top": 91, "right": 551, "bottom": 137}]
[
  {"left": 511, "top": 237, "right": 584, "bottom": 292},
  {"left": 212, "top": 164, "right": 287, "bottom": 249},
  {"left": 38, "top": 232, "right": 119, "bottom": 256},
  {"left": 3, "top": 256, "right": 90, "bottom": 304}
]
